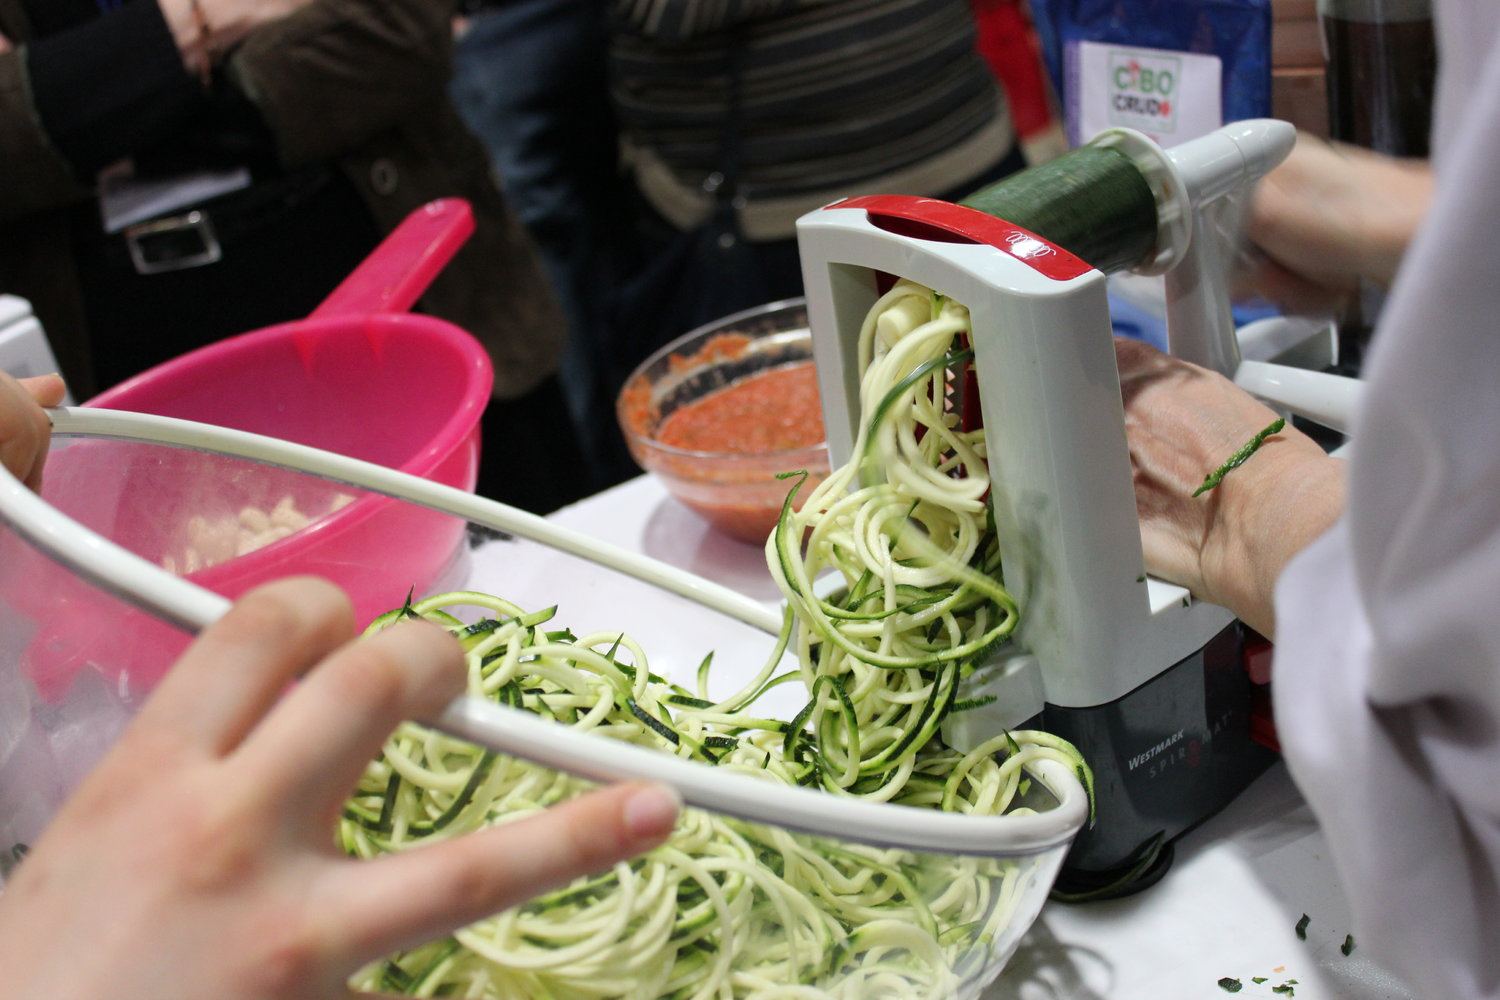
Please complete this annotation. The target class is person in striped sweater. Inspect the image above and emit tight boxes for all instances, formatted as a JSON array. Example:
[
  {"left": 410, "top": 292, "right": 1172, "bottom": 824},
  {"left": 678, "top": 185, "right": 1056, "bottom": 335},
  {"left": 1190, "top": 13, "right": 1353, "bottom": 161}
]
[{"left": 608, "top": 0, "right": 1025, "bottom": 370}]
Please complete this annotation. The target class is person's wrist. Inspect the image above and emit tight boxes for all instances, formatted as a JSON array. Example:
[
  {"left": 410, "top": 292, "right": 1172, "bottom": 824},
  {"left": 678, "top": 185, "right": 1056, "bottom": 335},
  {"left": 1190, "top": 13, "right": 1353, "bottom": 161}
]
[{"left": 1200, "top": 443, "right": 1345, "bottom": 636}]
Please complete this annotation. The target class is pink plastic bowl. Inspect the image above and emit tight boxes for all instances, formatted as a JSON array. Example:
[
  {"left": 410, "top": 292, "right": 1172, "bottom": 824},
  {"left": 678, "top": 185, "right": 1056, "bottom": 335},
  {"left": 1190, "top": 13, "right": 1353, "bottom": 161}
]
[{"left": 15, "top": 200, "right": 494, "bottom": 701}]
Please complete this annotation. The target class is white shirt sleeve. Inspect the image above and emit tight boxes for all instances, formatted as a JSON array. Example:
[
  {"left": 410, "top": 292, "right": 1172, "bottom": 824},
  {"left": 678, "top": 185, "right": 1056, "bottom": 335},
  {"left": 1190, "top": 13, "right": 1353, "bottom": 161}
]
[
  {"left": 1272, "top": 4, "right": 1500, "bottom": 995},
  {"left": 1275, "top": 524, "right": 1500, "bottom": 998}
]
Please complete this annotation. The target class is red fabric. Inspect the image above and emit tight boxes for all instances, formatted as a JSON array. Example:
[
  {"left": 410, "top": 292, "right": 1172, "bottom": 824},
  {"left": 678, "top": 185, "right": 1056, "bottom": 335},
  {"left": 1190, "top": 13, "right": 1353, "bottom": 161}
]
[{"left": 970, "top": 0, "right": 1055, "bottom": 139}]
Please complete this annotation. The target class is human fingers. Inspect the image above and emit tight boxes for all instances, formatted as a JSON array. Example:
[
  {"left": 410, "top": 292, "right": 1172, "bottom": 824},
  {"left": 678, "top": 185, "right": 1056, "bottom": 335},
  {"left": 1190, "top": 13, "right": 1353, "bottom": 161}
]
[
  {"left": 1115, "top": 338, "right": 1269, "bottom": 590},
  {"left": 1114, "top": 336, "right": 1191, "bottom": 407},
  {"left": 1241, "top": 254, "right": 1354, "bottom": 316},
  {"left": 0, "top": 373, "right": 54, "bottom": 492},
  {"left": 1115, "top": 337, "right": 1284, "bottom": 455},
  {"left": 17, "top": 375, "right": 66, "bottom": 492},
  {"left": 1133, "top": 460, "right": 1225, "bottom": 592},
  {"left": 1244, "top": 135, "right": 1423, "bottom": 302},
  {"left": 319, "top": 781, "right": 681, "bottom": 963},
  {"left": 131, "top": 578, "right": 355, "bottom": 755},
  {"left": 232, "top": 618, "right": 464, "bottom": 826},
  {"left": 20, "top": 374, "right": 66, "bottom": 407},
  {"left": 1113, "top": 333, "right": 1169, "bottom": 375}
]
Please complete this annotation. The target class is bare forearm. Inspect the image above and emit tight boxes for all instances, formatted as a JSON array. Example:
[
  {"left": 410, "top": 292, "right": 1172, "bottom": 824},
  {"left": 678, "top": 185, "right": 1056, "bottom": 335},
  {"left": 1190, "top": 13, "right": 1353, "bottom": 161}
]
[
  {"left": 1348, "top": 151, "right": 1432, "bottom": 287},
  {"left": 1246, "top": 136, "right": 1433, "bottom": 312}
]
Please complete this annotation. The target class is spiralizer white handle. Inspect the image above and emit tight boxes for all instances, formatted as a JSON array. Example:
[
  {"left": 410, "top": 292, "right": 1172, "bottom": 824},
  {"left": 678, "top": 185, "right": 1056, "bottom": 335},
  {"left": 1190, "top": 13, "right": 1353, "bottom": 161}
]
[
  {"left": 1161, "top": 120, "right": 1296, "bottom": 376},
  {"left": 1164, "top": 201, "right": 1244, "bottom": 376},
  {"left": 1167, "top": 119, "right": 1297, "bottom": 207},
  {"left": 1235, "top": 362, "right": 1362, "bottom": 433},
  {"left": 1153, "top": 120, "right": 1366, "bottom": 432}
]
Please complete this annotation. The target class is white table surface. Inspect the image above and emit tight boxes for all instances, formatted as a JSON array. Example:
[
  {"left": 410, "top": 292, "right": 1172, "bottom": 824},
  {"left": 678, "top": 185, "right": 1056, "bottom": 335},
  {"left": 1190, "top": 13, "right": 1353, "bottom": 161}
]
[{"left": 467, "top": 475, "right": 1415, "bottom": 1000}]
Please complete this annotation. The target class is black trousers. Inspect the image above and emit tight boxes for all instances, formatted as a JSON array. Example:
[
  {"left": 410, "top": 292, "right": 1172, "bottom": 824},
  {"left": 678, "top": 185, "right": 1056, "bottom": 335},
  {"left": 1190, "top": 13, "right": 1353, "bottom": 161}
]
[{"left": 71, "top": 167, "right": 384, "bottom": 393}]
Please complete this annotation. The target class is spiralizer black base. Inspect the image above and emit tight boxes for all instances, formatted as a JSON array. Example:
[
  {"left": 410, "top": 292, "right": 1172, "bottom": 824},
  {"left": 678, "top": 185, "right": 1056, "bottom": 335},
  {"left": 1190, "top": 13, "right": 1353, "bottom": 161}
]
[{"left": 1043, "top": 622, "right": 1276, "bottom": 894}]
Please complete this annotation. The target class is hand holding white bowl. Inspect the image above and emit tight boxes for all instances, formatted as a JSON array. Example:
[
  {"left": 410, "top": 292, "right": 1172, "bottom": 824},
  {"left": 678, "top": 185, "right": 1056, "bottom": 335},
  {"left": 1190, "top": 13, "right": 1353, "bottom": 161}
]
[{"left": 0, "top": 575, "right": 680, "bottom": 1000}]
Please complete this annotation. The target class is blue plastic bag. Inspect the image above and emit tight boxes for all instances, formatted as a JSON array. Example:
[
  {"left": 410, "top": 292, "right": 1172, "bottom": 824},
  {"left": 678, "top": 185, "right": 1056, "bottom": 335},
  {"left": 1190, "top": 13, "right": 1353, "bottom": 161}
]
[{"left": 1030, "top": 0, "right": 1272, "bottom": 146}]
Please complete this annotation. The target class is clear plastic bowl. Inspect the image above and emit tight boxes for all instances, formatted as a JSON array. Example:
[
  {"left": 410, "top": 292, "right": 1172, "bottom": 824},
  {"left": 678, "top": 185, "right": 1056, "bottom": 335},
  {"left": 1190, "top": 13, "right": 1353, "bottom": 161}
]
[
  {"left": 617, "top": 300, "right": 831, "bottom": 544},
  {"left": 0, "top": 429, "right": 1085, "bottom": 998},
  {"left": 346, "top": 759, "right": 1072, "bottom": 999}
]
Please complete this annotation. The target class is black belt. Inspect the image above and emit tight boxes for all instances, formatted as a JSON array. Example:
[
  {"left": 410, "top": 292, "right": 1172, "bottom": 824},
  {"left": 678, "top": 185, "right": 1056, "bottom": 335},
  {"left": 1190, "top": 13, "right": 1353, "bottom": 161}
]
[{"left": 103, "top": 166, "right": 343, "bottom": 276}]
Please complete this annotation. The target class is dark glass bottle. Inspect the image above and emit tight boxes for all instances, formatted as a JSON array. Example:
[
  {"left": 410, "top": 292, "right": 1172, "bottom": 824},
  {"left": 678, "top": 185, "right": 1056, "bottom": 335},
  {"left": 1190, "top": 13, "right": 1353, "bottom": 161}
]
[
  {"left": 1318, "top": 0, "right": 1437, "bottom": 371},
  {"left": 1319, "top": 0, "right": 1438, "bottom": 157}
]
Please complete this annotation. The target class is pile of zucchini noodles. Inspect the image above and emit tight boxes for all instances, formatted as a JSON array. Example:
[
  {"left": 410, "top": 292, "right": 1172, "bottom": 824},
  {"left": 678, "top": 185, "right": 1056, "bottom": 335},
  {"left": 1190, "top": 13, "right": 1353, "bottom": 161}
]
[{"left": 342, "top": 282, "right": 1091, "bottom": 999}]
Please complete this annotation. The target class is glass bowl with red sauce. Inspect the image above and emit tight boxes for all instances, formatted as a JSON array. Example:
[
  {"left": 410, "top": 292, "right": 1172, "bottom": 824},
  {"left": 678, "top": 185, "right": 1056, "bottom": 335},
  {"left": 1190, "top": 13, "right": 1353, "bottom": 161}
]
[{"left": 617, "top": 299, "right": 831, "bottom": 544}]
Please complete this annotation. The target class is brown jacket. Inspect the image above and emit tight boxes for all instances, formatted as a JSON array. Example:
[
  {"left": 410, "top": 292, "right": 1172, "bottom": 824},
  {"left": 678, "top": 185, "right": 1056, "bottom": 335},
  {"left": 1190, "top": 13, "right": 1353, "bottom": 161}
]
[{"left": 0, "top": 0, "right": 563, "bottom": 400}]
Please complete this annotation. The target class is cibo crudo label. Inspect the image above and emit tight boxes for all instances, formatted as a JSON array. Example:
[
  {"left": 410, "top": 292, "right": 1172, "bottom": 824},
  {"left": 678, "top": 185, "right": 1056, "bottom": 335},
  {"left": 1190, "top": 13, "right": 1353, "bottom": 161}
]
[{"left": 1070, "top": 41, "right": 1223, "bottom": 145}]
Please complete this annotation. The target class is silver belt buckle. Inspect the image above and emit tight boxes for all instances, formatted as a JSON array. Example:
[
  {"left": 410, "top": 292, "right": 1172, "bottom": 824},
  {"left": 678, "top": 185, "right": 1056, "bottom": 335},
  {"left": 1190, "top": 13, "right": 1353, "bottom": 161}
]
[{"left": 124, "top": 210, "right": 223, "bottom": 275}]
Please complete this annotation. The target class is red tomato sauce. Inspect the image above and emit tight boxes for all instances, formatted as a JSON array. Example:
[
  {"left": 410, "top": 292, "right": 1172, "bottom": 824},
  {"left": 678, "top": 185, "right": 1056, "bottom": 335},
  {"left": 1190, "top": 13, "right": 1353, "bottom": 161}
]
[{"left": 656, "top": 362, "right": 823, "bottom": 454}]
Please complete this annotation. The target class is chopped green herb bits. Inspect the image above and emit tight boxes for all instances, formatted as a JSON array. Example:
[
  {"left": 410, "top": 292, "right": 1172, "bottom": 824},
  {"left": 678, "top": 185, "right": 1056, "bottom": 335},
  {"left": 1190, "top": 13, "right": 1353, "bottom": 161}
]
[
  {"left": 1342, "top": 934, "right": 1356, "bottom": 956},
  {"left": 1218, "top": 978, "right": 1244, "bottom": 993},
  {"left": 1295, "top": 913, "right": 1311, "bottom": 939}
]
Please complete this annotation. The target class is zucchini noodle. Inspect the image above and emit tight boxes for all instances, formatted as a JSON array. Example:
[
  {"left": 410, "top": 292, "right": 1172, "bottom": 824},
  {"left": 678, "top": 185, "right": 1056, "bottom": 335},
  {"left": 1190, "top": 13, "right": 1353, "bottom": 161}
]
[{"left": 342, "top": 283, "right": 1092, "bottom": 999}]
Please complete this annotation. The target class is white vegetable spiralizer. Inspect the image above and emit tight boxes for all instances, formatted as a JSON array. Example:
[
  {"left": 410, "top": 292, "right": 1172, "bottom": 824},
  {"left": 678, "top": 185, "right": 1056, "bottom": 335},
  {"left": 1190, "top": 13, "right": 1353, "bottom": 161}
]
[{"left": 796, "top": 120, "right": 1359, "bottom": 885}]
